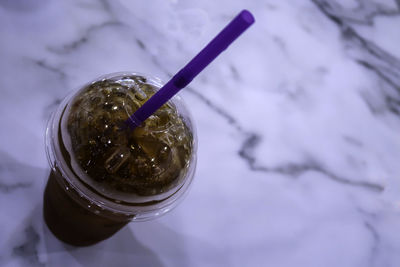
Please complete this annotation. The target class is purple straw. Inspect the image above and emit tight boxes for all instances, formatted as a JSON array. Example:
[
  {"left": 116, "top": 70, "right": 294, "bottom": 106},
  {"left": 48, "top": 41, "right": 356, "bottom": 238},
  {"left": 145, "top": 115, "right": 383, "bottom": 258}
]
[{"left": 126, "top": 9, "right": 255, "bottom": 129}]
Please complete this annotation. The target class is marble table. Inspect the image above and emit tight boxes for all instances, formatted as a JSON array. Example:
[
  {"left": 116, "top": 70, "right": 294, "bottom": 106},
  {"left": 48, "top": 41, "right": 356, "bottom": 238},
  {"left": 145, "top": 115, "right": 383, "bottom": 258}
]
[{"left": 1, "top": 0, "right": 400, "bottom": 266}]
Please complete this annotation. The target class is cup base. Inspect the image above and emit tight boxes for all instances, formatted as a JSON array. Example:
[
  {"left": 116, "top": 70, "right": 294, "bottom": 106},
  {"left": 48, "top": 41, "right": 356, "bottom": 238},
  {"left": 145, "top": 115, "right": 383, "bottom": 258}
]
[{"left": 43, "top": 171, "right": 129, "bottom": 246}]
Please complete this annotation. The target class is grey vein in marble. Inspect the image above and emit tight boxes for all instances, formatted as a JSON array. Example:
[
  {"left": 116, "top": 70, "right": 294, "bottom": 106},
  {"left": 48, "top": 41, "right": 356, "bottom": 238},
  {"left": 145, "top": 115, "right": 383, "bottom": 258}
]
[
  {"left": 0, "top": 181, "right": 32, "bottom": 194},
  {"left": 364, "top": 221, "right": 380, "bottom": 267},
  {"left": 187, "top": 86, "right": 384, "bottom": 192},
  {"left": 47, "top": 21, "right": 124, "bottom": 55},
  {"left": 315, "top": 0, "right": 400, "bottom": 25},
  {"left": 312, "top": 0, "right": 400, "bottom": 117},
  {"left": 31, "top": 59, "right": 67, "bottom": 80},
  {"left": 12, "top": 226, "right": 43, "bottom": 267},
  {"left": 0, "top": 154, "right": 35, "bottom": 193}
]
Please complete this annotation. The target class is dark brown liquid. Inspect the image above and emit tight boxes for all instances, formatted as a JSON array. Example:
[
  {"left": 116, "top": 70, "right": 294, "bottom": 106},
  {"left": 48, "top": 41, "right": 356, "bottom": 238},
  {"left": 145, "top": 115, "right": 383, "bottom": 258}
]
[{"left": 43, "top": 170, "right": 130, "bottom": 246}]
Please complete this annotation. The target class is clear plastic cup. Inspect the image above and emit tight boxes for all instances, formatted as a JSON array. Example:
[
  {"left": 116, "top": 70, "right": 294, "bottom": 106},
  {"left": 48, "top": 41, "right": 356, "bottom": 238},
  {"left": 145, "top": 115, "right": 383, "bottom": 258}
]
[{"left": 44, "top": 72, "right": 197, "bottom": 246}]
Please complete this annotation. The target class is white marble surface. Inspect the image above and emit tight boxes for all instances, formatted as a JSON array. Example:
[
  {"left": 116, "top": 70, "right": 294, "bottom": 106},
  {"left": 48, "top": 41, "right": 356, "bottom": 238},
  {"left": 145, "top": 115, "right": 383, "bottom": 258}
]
[{"left": 1, "top": 0, "right": 400, "bottom": 266}]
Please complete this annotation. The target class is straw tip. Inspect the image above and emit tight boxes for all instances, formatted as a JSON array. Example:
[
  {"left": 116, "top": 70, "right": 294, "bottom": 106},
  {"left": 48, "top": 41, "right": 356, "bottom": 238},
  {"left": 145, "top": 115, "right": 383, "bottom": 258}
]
[{"left": 240, "top": 10, "right": 255, "bottom": 25}]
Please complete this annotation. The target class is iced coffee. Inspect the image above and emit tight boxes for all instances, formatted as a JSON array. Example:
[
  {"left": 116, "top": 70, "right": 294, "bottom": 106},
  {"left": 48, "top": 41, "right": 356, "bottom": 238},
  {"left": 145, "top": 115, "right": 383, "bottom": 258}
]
[{"left": 44, "top": 73, "right": 196, "bottom": 246}]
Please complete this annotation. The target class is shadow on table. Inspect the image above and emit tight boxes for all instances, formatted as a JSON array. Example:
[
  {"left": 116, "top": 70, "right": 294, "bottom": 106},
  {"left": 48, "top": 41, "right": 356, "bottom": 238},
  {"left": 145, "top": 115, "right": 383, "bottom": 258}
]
[
  {"left": 0, "top": 150, "right": 48, "bottom": 266},
  {"left": 10, "top": 194, "right": 166, "bottom": 267},
  {"left": 1, "top": 150, "right": 187, "bottom": 267},
  {"left": 43, "top": 225, "right": 165, "bottom": 267},
  {"left": 8, "top": 201, "right": 164, "bottom": 267}
]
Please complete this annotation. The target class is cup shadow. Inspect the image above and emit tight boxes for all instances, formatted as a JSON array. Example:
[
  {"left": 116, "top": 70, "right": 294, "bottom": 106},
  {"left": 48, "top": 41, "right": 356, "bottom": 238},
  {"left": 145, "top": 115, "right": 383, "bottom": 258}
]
[
  {"left": 0, "top": 150, "right": 191, "bottom": 267},
  {"left": 64, "top": 227, "right": 165, "bottom": 267}
]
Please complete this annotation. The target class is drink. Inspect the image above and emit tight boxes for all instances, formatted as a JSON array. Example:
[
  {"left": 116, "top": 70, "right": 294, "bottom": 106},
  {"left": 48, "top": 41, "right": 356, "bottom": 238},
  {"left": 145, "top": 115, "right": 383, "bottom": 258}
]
[{"left": 44, "top": 72, "right": 197, "bottom": 246}]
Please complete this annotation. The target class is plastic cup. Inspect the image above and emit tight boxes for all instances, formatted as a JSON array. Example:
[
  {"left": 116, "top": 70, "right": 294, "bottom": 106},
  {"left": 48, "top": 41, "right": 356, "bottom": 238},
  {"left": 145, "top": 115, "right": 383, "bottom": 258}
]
[{"left": 44, "top": 72, "right": 197, "bottom": 246}]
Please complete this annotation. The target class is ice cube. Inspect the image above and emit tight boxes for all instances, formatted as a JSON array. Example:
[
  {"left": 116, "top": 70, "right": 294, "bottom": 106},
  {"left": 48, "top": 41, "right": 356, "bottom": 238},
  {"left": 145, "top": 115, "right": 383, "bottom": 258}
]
[
  {"left": 136, "top": 137, "right": 165, "bottom": 160},
  {"left": 105, "top": 147, "right": 131, "bottom": 174}
]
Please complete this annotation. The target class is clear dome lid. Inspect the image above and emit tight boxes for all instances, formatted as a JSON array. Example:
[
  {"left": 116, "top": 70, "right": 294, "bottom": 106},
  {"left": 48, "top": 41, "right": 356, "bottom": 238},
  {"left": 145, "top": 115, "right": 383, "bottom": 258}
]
[{"left": 47, "top": 72, "right": 197, "bottom": 220}]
